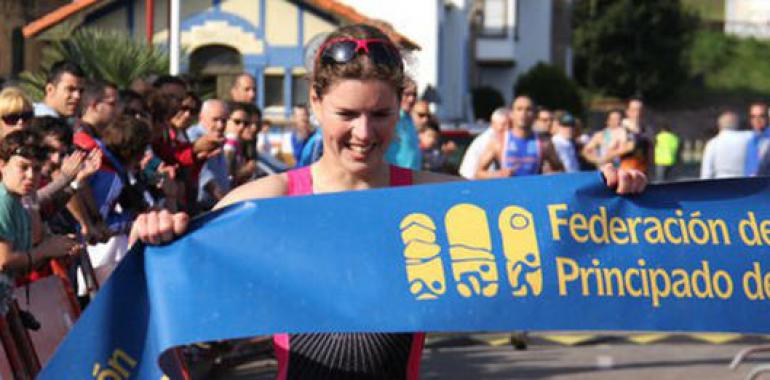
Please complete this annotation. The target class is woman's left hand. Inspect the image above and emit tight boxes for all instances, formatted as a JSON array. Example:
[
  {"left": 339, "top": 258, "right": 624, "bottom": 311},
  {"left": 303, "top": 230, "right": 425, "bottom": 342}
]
[{"left": 600, "top": 163, "right": 647, "bottom": 195}]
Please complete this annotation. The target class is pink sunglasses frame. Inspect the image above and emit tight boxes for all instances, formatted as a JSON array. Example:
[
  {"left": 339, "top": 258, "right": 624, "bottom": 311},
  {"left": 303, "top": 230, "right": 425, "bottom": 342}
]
[{"left": 315, "top": 38, "right": 403, "bottom": 68}]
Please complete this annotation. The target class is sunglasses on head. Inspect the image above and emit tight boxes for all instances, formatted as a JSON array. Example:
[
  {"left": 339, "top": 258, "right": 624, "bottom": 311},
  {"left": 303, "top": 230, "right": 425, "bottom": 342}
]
[
  {"left": 2, "top": 111, "right": 34, "bottom": 125},
  {"left": 317, "top": 38, "right": 402, "bottom": 69}
]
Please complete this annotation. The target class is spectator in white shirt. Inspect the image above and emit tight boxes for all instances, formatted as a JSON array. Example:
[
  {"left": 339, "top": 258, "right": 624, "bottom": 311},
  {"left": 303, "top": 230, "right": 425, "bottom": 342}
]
[
  {"left": 458, "top": 108, "right": 510, "bottom": 179},
  {"left": 700, "top": 111, "right": 752, "bottom": 179}
]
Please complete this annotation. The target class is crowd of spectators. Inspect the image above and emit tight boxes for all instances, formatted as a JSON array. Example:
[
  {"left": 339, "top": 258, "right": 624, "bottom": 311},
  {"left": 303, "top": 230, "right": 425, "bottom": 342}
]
[
  {"left": 0, "top": 63, "right": 286, "bottom": 365},
  {"left": 0, "top": 56, "right": 766, "bottom": 373}
]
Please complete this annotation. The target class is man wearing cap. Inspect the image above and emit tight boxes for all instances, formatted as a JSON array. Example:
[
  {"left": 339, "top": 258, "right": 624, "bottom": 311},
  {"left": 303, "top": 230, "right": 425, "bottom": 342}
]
[{"left": 551, "top": 110, "right": 581, "bottom": 173}]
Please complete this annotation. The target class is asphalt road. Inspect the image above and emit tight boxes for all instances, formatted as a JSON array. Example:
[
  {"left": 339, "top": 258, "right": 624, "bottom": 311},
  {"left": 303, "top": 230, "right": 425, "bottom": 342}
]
[
  {"left": 206, "top": 336, "right": 770, "bottom": 379},
  {"left": 420, "top": 343, "right": 769, "bottom": 379}
]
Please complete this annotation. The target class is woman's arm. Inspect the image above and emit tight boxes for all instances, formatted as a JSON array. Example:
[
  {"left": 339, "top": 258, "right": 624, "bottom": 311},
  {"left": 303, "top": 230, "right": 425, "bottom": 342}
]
[
  {"left": 0, "top": 236, "right": 79, "bottom": 274},
  {"left": 129, "top": 173, "right": 289, "bottom": 246}
]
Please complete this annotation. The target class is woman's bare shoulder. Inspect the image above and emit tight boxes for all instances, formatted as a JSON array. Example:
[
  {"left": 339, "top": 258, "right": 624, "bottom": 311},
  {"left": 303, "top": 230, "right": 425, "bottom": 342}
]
[
  {"left": 213, "top": 173, "right": 289, "bottom": 210},
  {"left": 412, "top": 170, "right": 465, "bottom": 185}
]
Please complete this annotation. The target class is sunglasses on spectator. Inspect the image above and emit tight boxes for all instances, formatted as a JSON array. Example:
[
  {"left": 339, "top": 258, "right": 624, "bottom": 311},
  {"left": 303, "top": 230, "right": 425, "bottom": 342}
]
[
  {"left": 2, "top": 111, "right": 34, "bottom": 125},
  {"left": 416, "top": 113, "right": 430, "bottom": 118},
  {"left": 317, "top": 38, "right": 402, "bottom": 69}
]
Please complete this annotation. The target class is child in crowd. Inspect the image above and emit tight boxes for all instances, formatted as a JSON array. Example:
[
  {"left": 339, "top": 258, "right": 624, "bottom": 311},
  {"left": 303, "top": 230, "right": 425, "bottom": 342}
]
[
  {"left": 419, "top": 119, "right": 448, "bottom": 172},
  {"left": 0, "top": 130, "right": 79, "bottom": 315}
]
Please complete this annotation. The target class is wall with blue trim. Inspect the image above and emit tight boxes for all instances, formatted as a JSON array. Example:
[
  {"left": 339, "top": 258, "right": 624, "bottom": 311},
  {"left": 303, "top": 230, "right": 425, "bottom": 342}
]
[{"left": 81, "top": 0, "right": 337, "bottom": 120}]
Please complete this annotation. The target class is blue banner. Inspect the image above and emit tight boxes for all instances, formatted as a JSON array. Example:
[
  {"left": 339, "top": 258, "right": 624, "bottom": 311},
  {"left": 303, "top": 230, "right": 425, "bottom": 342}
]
[{"left": 39, "top": 173, "right": 770, "bottom": 379}]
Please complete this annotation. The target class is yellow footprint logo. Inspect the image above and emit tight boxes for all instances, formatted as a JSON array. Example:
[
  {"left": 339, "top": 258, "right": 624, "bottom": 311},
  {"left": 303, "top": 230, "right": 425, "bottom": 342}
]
[
  {"left": 445, "top": 204, "right": 499, "bottom": 298},
  {"left": 498, "top": 206, "right": 542, "bottom": 297},
  {"left": 399, "top": 213, "right": 446, "bottom": 300}
]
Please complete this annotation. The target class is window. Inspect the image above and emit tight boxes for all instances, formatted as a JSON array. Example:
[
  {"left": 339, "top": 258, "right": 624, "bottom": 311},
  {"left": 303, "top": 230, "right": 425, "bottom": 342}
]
[
  {"left": 481, "top": 0, "right": 511, "bottom": 38},
  {"left": 264, "top": 74, "right": 284, "bottom": 108},
  {"left": 292, "top": 74, "right": 309, "bottom": 106},
  {"left": 189, "top": 45, "right": 243, "bottom": 99}
]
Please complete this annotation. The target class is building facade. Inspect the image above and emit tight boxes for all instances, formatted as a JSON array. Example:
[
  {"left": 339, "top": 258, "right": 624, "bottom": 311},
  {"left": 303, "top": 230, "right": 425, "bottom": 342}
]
[
  {"left": 725, "top": 0, "right": 770, "bottom": 39},
  {"left": 23, "top": 0, "right": 571, "bottom": 123},
  {"left": 0, "top": 0, "right": 70, "bottom": 83},
  {"left": 23, "top": 0, "right": 418, "bottom": 120},
  {"left": 471, "top": 0, "right": 572, "bottom": 108},
  {"left": 339, "top": 0, "right": 572, "bottom": 122},
  {"left": 339, "top": 0, "right": 471, "bottom": 121}
]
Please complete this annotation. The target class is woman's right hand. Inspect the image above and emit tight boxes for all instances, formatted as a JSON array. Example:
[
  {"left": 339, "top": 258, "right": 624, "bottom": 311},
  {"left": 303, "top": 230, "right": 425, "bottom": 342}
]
[{"left": 129, "top": 210, "right": 189, "bottom": 246}]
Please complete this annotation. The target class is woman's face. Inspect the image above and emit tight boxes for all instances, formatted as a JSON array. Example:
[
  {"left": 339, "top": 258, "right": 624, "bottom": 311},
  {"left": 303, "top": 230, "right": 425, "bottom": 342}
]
[
  {"left": 311, "top": 79, "right": 399, "bottom": 175},
  {"left": 0, "top": 108, "right": 33, "bottom": 136},
  {"left": 241, "top": 113, "right": 260, "bottom": 141},
  {"left": 170, "top": 97, "right": 197, "bottom": 130},
  {"left": 41, "top": 134, "right": 67, "bottom": 177},
  {"left": 607, "top": 111, "right": 622, "bottom": 128},
  {"left": 226, "top": 110, "right": 249, "bottom": 136}
]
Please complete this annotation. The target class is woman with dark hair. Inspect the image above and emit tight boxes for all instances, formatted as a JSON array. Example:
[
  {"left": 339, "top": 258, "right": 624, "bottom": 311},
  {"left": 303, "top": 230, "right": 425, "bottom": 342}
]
[
  {"left": 170, "top": 91, "right": 201, "bottom": 136},
  {"left": 131, "top": 24, "right": 647, "bottom": 379}
]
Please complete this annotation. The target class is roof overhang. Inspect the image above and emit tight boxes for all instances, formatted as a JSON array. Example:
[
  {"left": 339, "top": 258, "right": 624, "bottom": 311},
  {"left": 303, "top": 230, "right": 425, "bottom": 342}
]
[{"left": 24, "top": 0, "right": 420, "bottom": 51}]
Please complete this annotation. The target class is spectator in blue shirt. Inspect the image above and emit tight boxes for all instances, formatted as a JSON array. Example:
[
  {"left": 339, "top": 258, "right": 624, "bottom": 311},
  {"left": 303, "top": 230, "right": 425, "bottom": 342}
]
[{"left": 385, "top": 77, "right": 421, "bottom": 170}]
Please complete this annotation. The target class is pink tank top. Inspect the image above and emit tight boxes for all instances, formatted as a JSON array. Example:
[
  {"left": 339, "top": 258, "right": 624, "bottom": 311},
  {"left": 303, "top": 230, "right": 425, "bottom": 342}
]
[{"left": 275, "top": 165, "right": 424, "bottom": 380}]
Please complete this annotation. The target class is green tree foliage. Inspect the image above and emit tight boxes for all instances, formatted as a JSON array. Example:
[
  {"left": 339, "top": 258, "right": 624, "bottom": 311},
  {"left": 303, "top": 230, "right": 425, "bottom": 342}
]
[
  {"left": 471, "top": 86, "right": 505, "bottom": 122},
  {"left": 513, "top": 62, "right": 584, "bottom": 117},
  {"left": 690, "top": 30, "right": 770, "bottom": 95},
  {"left": 20, "top": 28, "right": 170, "bottom": 100},
  {"left": 573, "top": 0, "right": 697, "bottom": 102}
]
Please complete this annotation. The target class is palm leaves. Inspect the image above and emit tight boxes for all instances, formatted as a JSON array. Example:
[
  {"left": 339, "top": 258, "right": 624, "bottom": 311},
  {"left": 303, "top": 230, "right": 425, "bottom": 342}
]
[{"left": 20, "top": 28, "right": 170, "bottom": 100}]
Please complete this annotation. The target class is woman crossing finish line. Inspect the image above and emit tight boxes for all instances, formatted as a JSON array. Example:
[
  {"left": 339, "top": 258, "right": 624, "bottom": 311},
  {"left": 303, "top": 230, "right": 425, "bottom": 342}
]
[{"left": 129, "top": 24, "right": 648, "bottom": 380}]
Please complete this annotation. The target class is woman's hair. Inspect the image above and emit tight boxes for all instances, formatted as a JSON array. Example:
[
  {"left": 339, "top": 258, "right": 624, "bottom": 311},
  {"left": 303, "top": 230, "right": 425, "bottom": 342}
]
[
  {"left": 146, "top": 91, "right": 180, "bottom": 125},
  {"left": 311, "top": 24, "right": 406, "bottom": 99},
  {"left": 100, "top": 115, "right": 151, "bottom": 165},
  {"left": 28, "top": 116, "right": 73, "bottom": 146},
  {"left": 228, "top": 101, "right": 253, "bottom": 118},
  {"left": 182, "top": 91, "right": 203, "bottom": 114},
  {"left": 118, "top": 89, "right": 146, "bottom": 116},
  {"left": 0, "top": 87, "right": 33, "bottom": 117},
  {"left": 0, "top": 129, "right": 44, "bottom": 162}
]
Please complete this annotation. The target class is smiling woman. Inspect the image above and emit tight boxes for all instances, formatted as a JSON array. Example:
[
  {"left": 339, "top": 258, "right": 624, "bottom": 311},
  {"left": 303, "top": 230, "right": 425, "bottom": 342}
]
[{"left": 130, "top": 23, "right": 649, "bottom": 380}]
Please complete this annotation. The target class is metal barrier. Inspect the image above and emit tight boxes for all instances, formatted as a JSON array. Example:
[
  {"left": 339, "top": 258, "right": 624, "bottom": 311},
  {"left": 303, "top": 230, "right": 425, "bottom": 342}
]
[
  {"left": 0, "top": 301, "right": 41, "bottom": 379},
  {"left": 0, "top": 253, "right": 100, "bottom": 379}
]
